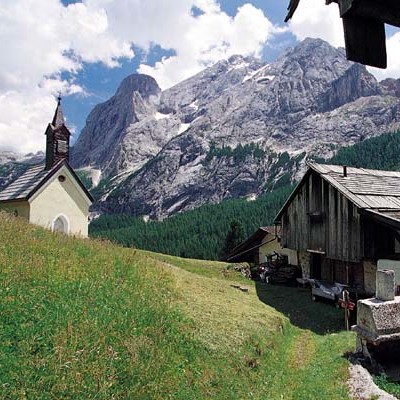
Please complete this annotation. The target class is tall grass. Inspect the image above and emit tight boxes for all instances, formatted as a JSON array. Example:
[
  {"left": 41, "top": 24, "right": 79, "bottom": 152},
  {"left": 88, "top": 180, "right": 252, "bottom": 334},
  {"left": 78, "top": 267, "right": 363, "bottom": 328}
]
[{"left": 0, "top": 212, "right": 354, "bottom": 399}]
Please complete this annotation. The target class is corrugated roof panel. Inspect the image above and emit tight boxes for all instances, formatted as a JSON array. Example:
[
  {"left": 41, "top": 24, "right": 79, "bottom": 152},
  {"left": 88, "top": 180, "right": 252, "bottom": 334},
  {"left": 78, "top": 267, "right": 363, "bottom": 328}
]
[{"left": 0, "top": 164, "right": 49, "bottom": 201}]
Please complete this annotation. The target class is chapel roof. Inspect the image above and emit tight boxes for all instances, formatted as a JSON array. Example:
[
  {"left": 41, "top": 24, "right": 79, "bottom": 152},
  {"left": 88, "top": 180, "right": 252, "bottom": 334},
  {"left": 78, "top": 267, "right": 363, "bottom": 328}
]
[{"left": 0, "top": 161, "right": 93, "bottom": 203}]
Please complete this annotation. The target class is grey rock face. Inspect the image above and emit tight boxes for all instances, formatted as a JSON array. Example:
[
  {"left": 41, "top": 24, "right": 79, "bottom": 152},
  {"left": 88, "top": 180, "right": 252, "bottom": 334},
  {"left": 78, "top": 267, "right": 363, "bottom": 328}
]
[
  {"left": 71, "top": 74, "right": 168, "bottom": 177},
  {"left": 71, "top": 38, "right": 400, "bottom": 219},
  {"left": 380, "top": 78, "right": 400, "bottom": 98}
]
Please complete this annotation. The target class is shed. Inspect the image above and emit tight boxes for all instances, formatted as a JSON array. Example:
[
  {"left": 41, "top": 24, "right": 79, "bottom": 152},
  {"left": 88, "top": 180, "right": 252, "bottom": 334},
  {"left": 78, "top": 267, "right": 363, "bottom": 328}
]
[
  {"left": 226, "top": 226, "right": 297, "bottom": 266},
  {"left": 275, "top": 162, "right": 400, "bottom": 295}
]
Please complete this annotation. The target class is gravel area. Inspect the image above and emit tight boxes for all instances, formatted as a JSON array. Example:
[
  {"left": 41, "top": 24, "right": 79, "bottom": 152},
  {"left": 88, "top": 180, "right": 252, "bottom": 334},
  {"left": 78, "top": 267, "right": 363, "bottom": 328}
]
[{"left": 348, "top": 362, "right": 398, "bottom": 400}]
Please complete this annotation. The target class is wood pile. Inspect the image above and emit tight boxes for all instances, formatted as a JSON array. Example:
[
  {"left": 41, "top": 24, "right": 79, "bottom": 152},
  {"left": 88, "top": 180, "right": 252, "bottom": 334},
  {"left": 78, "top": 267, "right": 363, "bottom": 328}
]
[{"left": 256, "top": 252, "right": 301, "bottom": 284}]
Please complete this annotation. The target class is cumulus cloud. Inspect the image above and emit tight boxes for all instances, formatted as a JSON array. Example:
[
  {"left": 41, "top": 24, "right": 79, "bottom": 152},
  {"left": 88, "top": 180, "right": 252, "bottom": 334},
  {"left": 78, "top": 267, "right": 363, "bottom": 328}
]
[
  {"left": 0, "top": 0, "right": 134, "bottom": 154},
  {"left": 138, "top": 2, "right": 281, "bottom": 89},
  {"left": 368, "top": 31, "right": 400, "bottom": 81},
  {"left": 0, "top": 0, "right": 282, "bottom": 154},
  {"left": 286, "top": 0, "right": 344, "bottom": 47}
]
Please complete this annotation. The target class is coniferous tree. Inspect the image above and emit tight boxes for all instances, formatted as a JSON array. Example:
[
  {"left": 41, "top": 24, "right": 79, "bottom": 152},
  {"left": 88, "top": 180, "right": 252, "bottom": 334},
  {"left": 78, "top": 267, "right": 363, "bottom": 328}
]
[{"left": 222, "top": 220, "right": 246, "bottom": 259}]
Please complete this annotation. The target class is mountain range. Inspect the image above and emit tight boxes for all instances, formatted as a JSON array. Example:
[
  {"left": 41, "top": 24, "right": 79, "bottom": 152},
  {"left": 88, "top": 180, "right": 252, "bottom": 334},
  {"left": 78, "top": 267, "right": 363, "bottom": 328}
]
[{"left": 2, "top": 38, "right": 400, "bottom": 219}]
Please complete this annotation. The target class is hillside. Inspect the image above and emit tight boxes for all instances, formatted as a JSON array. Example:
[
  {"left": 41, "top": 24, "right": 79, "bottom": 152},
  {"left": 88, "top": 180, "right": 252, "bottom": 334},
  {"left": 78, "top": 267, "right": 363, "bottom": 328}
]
[
  {"left": 0, "top": 212, "right": 354, "bottom": 399},
  {"left": 91, "top": 129, "right": 400, "bottom": 260}
]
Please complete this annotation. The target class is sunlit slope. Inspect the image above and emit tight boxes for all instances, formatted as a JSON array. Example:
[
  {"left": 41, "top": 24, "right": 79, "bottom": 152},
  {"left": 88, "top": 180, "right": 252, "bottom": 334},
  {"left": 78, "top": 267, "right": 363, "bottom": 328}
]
[{"left": 0, "top": 212, "right": 353, "bottom": 399}]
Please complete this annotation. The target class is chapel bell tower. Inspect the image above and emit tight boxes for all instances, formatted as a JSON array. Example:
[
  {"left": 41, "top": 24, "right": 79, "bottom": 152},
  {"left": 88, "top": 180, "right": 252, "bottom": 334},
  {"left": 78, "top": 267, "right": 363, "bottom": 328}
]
[{"left": 45, "top": 95, "right": 71, "bottom": 170}]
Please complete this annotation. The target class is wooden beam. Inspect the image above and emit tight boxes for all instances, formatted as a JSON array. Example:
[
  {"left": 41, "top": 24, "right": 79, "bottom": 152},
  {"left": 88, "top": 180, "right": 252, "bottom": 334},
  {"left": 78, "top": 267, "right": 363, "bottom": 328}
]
[
  {"left": 339, "top": 0, "right": 400, "bottom": 27},
  {"left": 342, "top": 15, "right": 387, "bottom": 69}
]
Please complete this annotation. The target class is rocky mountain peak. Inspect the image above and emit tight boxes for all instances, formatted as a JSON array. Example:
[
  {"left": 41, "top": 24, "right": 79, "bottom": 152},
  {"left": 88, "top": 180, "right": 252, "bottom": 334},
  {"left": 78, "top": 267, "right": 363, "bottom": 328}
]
[
  {"left": 68, "top": 38, "right": 400, "bottom": 219},
  {"left": 71, "top": 73, "right": 163, "bottom": 174},
  {"left": 380, "top": 78, "right": 400, "bottom": 98},
  {"left": 116, "top": 74, "right": 161, "bottom": 99}
]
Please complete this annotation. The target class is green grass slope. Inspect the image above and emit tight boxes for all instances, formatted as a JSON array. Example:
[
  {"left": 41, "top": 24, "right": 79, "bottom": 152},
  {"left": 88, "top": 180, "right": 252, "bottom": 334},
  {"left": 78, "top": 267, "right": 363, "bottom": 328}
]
[{"left": 0, "top": 212, "right": 354, "bottom": 399}]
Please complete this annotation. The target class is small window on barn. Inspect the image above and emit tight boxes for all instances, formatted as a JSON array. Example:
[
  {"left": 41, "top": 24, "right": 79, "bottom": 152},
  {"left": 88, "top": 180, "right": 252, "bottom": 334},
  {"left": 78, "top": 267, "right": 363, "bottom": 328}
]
[
  {"left": 58, "top": 175, "right": 66, "bottom": 182},
  {"left": 309, "top": 211, "right": 325, "bottom": 223}
]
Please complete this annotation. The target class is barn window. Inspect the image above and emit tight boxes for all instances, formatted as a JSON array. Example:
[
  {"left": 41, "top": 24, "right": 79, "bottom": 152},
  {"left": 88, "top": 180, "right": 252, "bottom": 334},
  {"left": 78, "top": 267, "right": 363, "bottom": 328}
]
[{"left": 58, "top": 175, "right": 66, "bottom": 182}]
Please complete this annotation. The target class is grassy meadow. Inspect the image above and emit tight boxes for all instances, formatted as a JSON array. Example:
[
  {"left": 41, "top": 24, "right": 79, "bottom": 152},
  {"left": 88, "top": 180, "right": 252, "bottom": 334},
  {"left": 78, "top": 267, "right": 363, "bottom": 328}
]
[{"left": 0, "top": 212, "right": 355, "bottom": 399}]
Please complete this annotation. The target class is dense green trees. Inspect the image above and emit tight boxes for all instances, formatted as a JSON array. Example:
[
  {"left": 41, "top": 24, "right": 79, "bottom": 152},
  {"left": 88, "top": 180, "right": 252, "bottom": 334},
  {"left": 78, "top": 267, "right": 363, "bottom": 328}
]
[
  {"left": 91, "top": 129, "right": 400, "bottom": 260},
  {"left": 222, "top": 220, "right": 246, "bottom": 258},
  {"left": 90, "top": 185, "right": 292, "bottom": 260},
  {"left": 205, "top": 142, "right": 267, "bottom": 162},
  {"left": 327, "top": 130, "right": 400, "bottom": 170}
]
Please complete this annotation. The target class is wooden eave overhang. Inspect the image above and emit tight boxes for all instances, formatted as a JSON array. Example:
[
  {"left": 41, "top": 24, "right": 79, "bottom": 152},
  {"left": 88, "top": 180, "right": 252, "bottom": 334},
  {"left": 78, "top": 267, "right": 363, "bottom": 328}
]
[
  {"left": 359, "top": 209, "right": 400, "bottom": 231},
  {"left": 225, "top": 227, "right": 277, "bottom": 262}
]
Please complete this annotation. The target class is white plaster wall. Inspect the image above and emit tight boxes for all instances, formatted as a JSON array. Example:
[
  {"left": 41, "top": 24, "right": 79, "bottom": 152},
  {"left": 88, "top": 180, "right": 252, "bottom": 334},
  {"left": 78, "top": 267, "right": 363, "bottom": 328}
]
[
  {"left": 29, "top": 168, "right": 90, "bottom": 237},
  {"left": 259, "top": 238, "right": 298, "bottom": 265}
]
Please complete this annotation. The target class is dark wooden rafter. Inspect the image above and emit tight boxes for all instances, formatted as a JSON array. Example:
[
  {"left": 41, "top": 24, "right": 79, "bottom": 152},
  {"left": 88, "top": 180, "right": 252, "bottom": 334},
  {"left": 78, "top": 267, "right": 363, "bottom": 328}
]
[{"left": 285, "top": 0, "right": 400, "bottom": 69}]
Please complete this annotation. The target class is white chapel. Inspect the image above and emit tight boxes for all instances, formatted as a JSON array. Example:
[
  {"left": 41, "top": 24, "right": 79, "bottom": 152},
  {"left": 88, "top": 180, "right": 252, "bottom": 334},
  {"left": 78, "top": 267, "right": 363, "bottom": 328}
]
[{"left": 0, "top": 97, "right": 93, "bottom": 237}]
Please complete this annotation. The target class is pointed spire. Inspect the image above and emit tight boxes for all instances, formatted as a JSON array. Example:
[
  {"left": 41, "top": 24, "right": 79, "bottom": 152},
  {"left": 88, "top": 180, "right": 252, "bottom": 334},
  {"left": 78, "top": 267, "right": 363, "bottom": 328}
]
[
  {"left": 52, "top": 93, "right": 65, "bottom": 127},
  {"left": 45, "top": 95, "right": 71, "bottom": 170}
]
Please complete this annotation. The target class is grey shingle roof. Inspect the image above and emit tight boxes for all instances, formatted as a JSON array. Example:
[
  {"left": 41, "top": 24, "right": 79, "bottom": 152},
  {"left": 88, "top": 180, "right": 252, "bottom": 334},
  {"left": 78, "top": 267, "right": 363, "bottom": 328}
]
[
  {"left": 0, "top": 164, "right": 50, "bottom": 202},
  {"left": 0, "top": 160, "right": 94, "bottom": 204},
  {"left": 309, "top": 163, "right": 400, "bottom": 209},
  {"left": 275, "top": 163, "right": 400, "bottom": 228}
]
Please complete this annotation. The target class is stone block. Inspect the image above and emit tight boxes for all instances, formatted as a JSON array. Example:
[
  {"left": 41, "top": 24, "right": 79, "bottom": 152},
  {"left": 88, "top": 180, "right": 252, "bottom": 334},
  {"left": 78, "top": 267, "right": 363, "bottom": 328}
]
[{"left": 376, "top": 269, "right": 395, "bottom": 301}]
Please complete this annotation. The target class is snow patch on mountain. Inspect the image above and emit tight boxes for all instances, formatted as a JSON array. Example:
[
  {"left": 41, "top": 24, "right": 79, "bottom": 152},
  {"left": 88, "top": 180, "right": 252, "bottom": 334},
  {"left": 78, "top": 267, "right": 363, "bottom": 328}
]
[
  {"left": 154, "top": 111, "right": 171, "bottom": 120},
  {"left": 178, "top": 123, "right": 191, "bottom": 134}
]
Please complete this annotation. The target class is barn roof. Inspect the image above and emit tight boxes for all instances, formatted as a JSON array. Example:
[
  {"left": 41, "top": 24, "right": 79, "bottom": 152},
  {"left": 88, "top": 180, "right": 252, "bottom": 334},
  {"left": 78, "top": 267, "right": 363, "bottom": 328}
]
[
  {"left": 226, "top": 226, "right": 278, "bottom": 263},
  {"left": 275, "top": 163, "right": 400, "bottom": 229},
  {"left": 0, "top": 160, "right": 93, "bottom": 203}
]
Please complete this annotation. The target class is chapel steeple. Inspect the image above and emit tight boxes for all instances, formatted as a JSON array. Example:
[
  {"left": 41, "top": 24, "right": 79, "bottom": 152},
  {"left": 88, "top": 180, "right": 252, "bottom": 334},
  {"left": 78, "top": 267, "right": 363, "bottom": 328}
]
[{"left": 45, "top": 95, "right": 71, "bottom": 170}]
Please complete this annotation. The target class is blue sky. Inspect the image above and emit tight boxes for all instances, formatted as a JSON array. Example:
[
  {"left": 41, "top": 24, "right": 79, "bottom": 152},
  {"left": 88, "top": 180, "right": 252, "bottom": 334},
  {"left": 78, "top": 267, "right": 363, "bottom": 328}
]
[
  {"left": 0, "top": 0, "right": 399, "bottom": 154},
  {"left": 61, "top": 0, "right": 295, "bottom": 140}
]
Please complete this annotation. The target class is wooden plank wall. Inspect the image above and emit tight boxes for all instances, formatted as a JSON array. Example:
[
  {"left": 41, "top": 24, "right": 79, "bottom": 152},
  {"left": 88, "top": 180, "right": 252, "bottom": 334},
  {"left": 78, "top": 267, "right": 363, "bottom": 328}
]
[{"left": 282, "top": 171, "right": 362, "bottom": 262}]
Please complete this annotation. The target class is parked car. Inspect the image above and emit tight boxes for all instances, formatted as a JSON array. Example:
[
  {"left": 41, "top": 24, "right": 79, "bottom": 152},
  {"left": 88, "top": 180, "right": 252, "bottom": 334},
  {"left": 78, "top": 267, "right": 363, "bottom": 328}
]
[{"left": 308, "top": 279, "right": 349, "bottom": 307}]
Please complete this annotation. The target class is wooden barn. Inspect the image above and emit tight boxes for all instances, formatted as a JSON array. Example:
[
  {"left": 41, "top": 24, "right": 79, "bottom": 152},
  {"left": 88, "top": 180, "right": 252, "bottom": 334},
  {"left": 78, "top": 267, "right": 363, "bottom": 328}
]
[
  {"left": 226, "top": 226, "right": 297, "bottom": 266},
  {"left": 274, "top": 163, "right": 400, "bottom": 296}
]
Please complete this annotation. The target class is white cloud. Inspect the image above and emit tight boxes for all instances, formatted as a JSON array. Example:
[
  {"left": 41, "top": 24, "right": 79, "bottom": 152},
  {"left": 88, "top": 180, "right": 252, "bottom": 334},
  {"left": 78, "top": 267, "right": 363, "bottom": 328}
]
[
  {"left": 138, "top": 3, "right": 281, "bottom": 89},
  {"left": 368, "top": 31, "right": 400, "bottom": 81},
  {"left": 0, "top": 0, "right": 135, "bottom": 154},
  {"left": 286, "top": 0, "right": 344, "bottom": 47},
  {"left": 0, "top": 0, "right": 283, "bottom": 154}
]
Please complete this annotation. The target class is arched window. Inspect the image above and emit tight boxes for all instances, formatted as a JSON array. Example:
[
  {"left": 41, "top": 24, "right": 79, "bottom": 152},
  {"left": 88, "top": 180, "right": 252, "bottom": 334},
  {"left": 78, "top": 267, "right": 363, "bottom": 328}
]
[{"left": 52, "top": 214, "right": 70, "bottom": 235}]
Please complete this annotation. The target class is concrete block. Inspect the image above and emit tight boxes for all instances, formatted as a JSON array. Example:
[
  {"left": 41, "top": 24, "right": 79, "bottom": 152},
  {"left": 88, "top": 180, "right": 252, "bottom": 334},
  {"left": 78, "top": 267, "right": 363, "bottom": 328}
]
[{"left": 376, "top": 269, "right": 395, "bottom": 301}]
